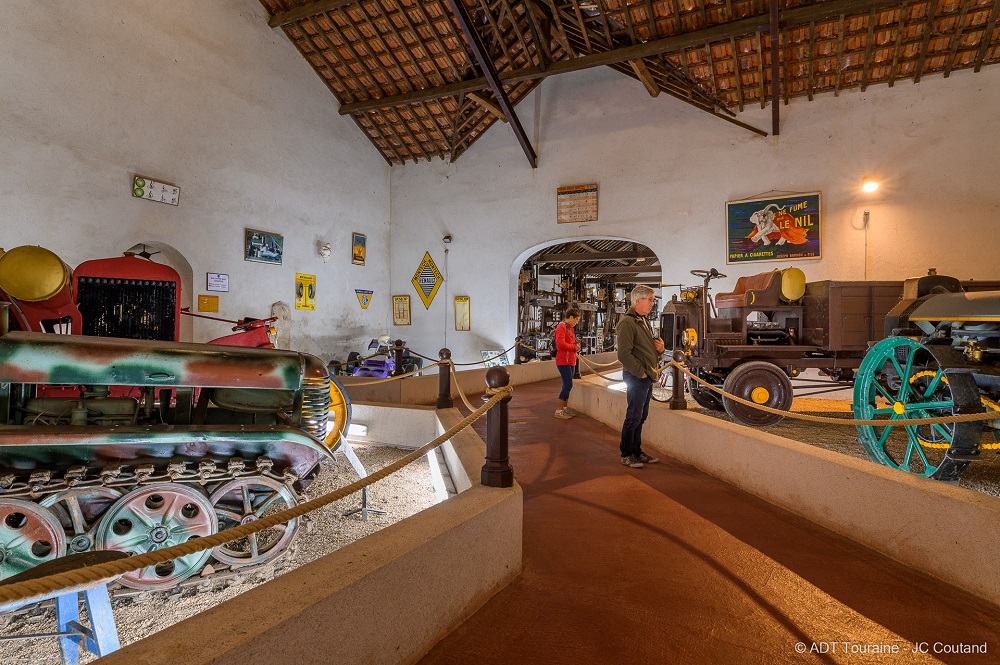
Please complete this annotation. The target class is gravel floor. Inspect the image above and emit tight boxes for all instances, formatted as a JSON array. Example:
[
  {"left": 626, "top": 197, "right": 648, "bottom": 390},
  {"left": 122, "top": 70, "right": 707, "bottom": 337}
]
[{"left": 0, "top": 444, "right": 436, "bottom": 665}]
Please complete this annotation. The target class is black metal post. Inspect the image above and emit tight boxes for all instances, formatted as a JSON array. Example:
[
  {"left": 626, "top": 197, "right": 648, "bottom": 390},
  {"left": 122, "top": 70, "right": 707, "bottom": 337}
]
[
  {"left": 514, "top": 336, "right": 521, "bottom": 364},
  {"left": 482, "top": 367, "right": 513, "bottom": 488},
  {"left": 393, "top": 339, "right": 405, "bottom": 377},
  {"left": 670, "top": 350, "right": 687, "bottom": 411},
  {"left": 574, "top": 355, "right": 582, "bottom": 379},
  {"left": 437, "top": 348, "right": 453, "bottom": 409}
]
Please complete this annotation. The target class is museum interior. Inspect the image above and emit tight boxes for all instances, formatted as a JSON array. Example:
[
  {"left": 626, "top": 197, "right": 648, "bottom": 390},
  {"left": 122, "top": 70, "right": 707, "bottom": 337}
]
[{"left": 1, "top": 1, "right": 999, "bottom": 663}]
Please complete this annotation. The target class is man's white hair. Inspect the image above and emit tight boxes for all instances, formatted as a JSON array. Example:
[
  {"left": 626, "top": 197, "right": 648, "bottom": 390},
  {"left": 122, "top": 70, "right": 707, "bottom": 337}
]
[{"left": 630, "top": 285, "right": 656, "bottom": 305}]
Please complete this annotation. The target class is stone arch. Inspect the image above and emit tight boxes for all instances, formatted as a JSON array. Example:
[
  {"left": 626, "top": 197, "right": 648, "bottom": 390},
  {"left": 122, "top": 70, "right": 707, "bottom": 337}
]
[
  {"left": 123, "top": 241, "right": 195, "bottom": 341},
  {"left": 506, "top": 236, "right": 661, "bottom": 347}
]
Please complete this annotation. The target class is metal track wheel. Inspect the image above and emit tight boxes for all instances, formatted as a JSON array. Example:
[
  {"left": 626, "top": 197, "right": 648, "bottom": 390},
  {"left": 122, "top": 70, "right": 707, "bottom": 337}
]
[
  {"left": 95, "top": 484, "right": 217, "bottom": 590},
  {"left": 210, "top": 477, "right": 298, "bottom": 567},
  {"left": 853, "top": 337, "right": 982, "bottom": 481},
  {"left": 41, "top": 487, "right": 122, "bottom": 554},
  {"left": 0, "top": 499, "right": 67, "bottom": 581},
  {"left": 722, "top": 361, "right": 793, "bottom": 426}
]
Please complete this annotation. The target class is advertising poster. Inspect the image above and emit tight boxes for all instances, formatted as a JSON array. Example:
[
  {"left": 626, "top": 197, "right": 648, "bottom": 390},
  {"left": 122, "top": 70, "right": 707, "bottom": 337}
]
[
  {"left": 392, "top": 295, "right": 411, "bottom": 325},
  {"left": 295, "top": 273, "right": 316, "bottom": 310},
  {"left": 726, "top": 193, "right": 821, "bottom": 264}
]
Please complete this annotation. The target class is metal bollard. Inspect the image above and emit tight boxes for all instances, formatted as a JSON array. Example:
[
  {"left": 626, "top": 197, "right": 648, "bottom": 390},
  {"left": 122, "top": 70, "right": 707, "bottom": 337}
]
[
  {"left": 670, "top": 350, "right": 687, "bottom": 411},
  {"left": 574, "top": 355, "right": 582, "bottom": 379},
  {"left": 437, "top": 348, "right": 453, "bottom": 409},
  {"left": 393, "top": 339, "right": 405, "bottom": 377},
  {"left": 514, "top": 336, "right": 521, "bottom": 364},
  {"left": 482, "top": 367, "right": 513, "bottom": 488}
]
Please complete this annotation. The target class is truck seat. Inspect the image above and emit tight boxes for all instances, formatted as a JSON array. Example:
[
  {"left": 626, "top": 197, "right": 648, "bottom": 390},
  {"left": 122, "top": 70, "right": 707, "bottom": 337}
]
[{"left": 715, "top": 270, "right": 781, "bottom": 309}]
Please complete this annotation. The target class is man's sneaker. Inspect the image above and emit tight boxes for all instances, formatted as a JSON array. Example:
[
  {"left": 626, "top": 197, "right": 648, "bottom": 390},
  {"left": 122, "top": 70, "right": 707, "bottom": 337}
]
[
  {"left": 554, "top": 409, "right": 572, "bottom": 420},
  {"left": 564, "top": 407, "right": 579, "bottom": 417},
  {"left": 637, "top": 453, "right": 660, "bottom": 464},
  {"left": 620, "top": 455, "right": 644, "bottom": 468}
]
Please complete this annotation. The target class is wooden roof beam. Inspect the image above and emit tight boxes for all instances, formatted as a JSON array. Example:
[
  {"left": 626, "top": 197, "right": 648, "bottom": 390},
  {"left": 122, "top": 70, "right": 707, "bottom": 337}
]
[
  {"left": 445, "top": 0, "right": 537, "bottom": 168},
  {"left": 268, "top": 0, "right": 358, "bottom": 29},
  {"left": 339, "top": 0, "right": 901, "bottom": 116},
  {"left": 534, "top": 250, "right": 658, "bottom": 263},
  {"left": 467, "top": 92, "right": 509, "bottom": 122},
  {"left": 538, "top": 267, "right": 662, "bottom": 276},
  {"left": 630, "top": 59, "right": 661, "bottom": 96}
]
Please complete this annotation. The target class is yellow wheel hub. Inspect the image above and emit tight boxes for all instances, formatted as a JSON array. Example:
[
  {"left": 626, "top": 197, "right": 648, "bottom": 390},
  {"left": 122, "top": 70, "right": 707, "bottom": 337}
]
[
  {"left": 751, "top": 387, "right": 770, "bottom": 404},
  {"left": 893, "top": 401, "right": 906, "bottom": 415}
]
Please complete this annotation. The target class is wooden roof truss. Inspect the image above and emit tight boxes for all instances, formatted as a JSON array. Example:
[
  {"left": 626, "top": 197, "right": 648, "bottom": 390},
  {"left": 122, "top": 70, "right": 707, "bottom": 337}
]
[{"left": 262, "top": 0, "right": 1000, "bottom": 165}]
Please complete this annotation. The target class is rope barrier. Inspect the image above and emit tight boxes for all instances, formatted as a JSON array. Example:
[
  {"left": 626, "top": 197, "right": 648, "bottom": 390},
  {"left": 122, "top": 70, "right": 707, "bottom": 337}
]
[
  {"left": 327, "top": 349, "right": 388, "bottom": 368},
  {"left": 448, "top": 342, "right": 518, "bottom": 367},
  {"left": 660, "top": 360, "right": 1000, "bottom": 427},
  {"left": 448, "top": 361, "right": 479, "bottom": 412},
  {"left": 578, "top": 355, "right": 624, "bottom": 380},
  {"left": 0, "top": 385, "right": 513, "bottom": 610},
  {"left": 341, "top": 361, "right": 445, "bottom": 385}
]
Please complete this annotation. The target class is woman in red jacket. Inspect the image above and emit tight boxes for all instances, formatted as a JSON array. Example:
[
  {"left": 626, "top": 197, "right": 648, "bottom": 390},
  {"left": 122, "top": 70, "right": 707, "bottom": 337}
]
[{"left": 554, "top": 308, "right": 582, "bottom": 419}]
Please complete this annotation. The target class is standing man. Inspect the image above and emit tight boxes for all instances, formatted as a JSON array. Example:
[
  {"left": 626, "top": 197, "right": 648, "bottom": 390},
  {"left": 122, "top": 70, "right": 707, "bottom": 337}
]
[{"left": 615, "top": 285, "right": 665, "bottom": 468}]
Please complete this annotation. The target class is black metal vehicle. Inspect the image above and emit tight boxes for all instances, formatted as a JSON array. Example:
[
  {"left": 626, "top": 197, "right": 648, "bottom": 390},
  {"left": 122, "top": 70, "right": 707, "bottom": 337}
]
[{"left": 659, "top": 267, "right": 902, "bottom": 426}]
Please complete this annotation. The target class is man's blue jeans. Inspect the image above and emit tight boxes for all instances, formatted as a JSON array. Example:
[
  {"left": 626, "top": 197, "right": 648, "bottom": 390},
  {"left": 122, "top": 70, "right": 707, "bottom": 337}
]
[{"left": 621, "top": 371, "right": 652, "bottom": 458}]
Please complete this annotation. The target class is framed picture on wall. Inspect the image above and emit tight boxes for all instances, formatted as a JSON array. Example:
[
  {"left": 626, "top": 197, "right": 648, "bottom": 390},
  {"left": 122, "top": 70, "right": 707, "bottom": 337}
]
[
  {"left": 454, "top": 296, "right": 470, "bottom": 331},
  {"left": 392, "top": 295, "right": 411, "bottom": 325},
  {"left": 352, "top": 232, "right": 367, "bottom": 266},
  {"left": 244, "top": 228, "right": 283, "bottom": 265},
  {"left": 725, "top": 192, "right": 821, "bottom": 264}
]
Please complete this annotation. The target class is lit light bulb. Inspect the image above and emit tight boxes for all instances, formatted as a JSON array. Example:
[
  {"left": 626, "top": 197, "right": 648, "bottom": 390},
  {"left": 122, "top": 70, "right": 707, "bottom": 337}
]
[{"left": 862, "top": 178, "right": 879, "bottom": 193}]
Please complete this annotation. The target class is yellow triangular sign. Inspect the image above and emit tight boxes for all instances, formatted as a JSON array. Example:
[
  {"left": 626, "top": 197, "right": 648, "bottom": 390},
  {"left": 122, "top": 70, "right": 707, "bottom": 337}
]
[{"left": 355, "top": 289, "right": 373, "bottom": 309}]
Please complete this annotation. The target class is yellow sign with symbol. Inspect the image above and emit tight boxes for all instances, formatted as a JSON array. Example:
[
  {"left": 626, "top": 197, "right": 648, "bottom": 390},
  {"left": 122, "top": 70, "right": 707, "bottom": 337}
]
[
  {"left": 295, "top": 274, "right": 316, "bottom": 311},
  {"left": 411, "top": 252, "right": 443, "bottom": 309},
  {"left": 355, "top": 289, "right": 373, "bottom": 309}
]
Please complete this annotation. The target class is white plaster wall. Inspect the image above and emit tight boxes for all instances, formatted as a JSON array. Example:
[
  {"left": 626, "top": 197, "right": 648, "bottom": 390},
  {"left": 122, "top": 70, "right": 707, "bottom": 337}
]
[
  {"left": 389, "top": 65, "right": 1000, "bottom": 362},
  {"left": 0, "top": 0, "right": 390, "bottom": 359}
]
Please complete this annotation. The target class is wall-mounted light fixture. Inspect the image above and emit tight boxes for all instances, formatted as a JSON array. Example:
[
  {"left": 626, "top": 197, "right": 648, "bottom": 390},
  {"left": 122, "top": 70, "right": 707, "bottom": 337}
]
[
  {"left": 442, "top": 234, "right": 453, "bottom": 244},
  {"left": 319, "top": 242, "right": 332, "bottom": 262},
  {"left": 861, "top": 177, "right": 879, "bottom": 193}
]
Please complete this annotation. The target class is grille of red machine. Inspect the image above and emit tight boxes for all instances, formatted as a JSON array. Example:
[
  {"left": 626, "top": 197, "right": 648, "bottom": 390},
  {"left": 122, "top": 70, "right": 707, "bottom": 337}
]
[{"left": 77, "top": 277, "right": 177, "bottom": 341}]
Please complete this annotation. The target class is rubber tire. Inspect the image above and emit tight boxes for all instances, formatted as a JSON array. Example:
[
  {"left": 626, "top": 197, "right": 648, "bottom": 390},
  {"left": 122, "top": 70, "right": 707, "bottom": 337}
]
[{"left": 722, "top": 361, "right": 793, "bottom": 426}]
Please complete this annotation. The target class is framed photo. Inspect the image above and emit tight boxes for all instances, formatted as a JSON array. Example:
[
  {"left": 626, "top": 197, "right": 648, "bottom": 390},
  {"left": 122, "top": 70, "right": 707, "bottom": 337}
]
[
  {"left": 392, "top": 295, "right": 411, "bottom": 325},
  {"left": 481, "top": 350, "right": 508, "bottom": 367},
  {"left": 352, "top": 232, "right": 367, "bottom": 266},
  {"left": 726, "top": 192, "right": 821, "bottom": 264},
  {"left": 244, "top": 228, "right": 283, "bottom": 265},
  {"left": 454, "top": 296, "right": 470, "bottom": 331}
]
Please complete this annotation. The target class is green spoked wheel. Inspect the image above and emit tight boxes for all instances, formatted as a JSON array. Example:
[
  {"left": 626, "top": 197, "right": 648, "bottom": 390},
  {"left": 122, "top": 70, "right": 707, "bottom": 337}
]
[{"left": 853, "top": 337, "right": 983, "bottom": 481}]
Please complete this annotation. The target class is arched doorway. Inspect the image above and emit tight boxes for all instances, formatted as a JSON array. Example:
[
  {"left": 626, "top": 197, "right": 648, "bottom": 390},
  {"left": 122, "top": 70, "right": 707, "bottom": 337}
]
[
  {"left": 511, "top": 239, "right": 661, "bottom": 361},
  {"left": 124, "top": 241, "right": 195, "bottom": 341}
]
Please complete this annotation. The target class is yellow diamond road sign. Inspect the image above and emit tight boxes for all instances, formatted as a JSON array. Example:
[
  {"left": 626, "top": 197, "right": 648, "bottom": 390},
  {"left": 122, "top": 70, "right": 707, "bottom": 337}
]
[{"left": 412, "top": 251, "right": 443, "bottom": 309}]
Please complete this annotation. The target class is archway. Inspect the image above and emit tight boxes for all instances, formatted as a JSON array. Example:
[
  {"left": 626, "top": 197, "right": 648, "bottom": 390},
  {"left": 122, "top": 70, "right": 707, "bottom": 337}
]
[
  {"left": 124, "top": 241, "right": 195, "bottom": 341},
  {"left": 509, "top": 238, "right": 661, "bottom": 361}
]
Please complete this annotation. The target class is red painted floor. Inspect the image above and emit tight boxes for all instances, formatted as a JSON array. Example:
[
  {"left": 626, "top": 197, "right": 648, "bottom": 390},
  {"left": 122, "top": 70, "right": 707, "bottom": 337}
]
[{"left": 419, "top": 379, "right": 999, "bottom": 664}]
